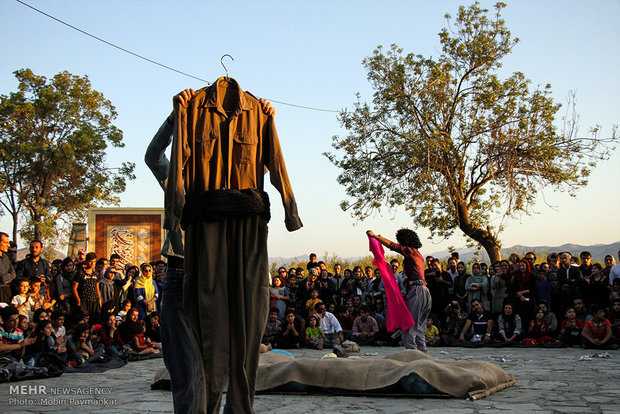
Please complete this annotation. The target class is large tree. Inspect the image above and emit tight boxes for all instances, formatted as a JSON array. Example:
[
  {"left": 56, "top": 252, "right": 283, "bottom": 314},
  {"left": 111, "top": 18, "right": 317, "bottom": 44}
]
[
  {"left": 0, "top": 69, "right": 135, "bottom": 243},
  {"left": 326, "top": 2, "right": 616, "bottom": 262}
]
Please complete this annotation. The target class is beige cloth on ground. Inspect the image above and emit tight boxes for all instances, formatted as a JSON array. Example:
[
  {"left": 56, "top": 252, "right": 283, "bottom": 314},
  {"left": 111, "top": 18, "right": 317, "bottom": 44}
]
[
  {"left": 155, "top": 349, "right": 515, "bottom": 401},
  {"left": 256, "top": 350, "right": 514, "bottom": 400}
]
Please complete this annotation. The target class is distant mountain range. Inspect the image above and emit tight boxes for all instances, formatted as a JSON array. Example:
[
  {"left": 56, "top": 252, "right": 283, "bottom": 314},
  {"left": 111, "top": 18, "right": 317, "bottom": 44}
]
[
  {"left": 269, "top": 241, "right": 620, "bottom": 265},
  {"left": 17, "top": 241, "right": 619, "bottom": 266}
]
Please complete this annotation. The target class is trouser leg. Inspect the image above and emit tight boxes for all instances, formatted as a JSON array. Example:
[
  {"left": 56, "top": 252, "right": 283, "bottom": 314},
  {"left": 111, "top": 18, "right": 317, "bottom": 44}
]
[
  {"left": 403, "top": 285, "right": 432, "bottom": 352},
  {"left": 184, "top": 217, "right": 269, "bottom": 414},
  {"left": 161, "top": 266, "right": 206, "bottom": 414}
]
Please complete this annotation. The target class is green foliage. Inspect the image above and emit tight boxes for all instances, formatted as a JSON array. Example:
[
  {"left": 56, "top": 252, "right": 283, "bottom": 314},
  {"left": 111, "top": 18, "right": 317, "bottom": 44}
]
[
  {"left": 325, "top": 2, "right": 617, "bottom": 263},
  {"left": 0, "top": 69, "right": 135, "bottom": 244}
]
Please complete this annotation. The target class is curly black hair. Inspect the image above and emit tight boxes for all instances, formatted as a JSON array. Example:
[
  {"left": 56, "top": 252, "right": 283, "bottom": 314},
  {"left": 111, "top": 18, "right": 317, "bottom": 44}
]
[{"left": 395, "top": 228, "right": 422, "bottom": 249}]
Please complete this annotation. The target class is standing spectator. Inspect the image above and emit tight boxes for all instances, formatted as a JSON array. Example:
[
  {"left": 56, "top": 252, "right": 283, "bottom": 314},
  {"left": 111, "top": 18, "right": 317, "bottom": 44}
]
[
  {"left": 465, "top": 263, "right": 489, "bottom": 313},
  {"left": 306, "top": 253, "right": 318, "bottom": 271},
  {"left": 74, "top": 249, "right": 86, "bottom": 266},
  {"left": 490, "top": 261, "right": 510, "bottom": 315},
  {"left": 0, "top": 232, "right": 17, "bottom": 305},
  {"left": 453, "top": 262, "right": 469, "bottom": 309},
  {"left": 581, "top": 263, "right": 610, "bottom": 308},
  {"left": 426, "top": 259, "right": 453, "bottom": 321},
  {"left": 533, "top": 267, "right": 551, "bottom": 307},
  {"left": 72, "top": 252, "right": 102, "bottom": 324},
  {"left": 317, "top": 268, "right": 336, "bottom": 305},
  {"left": 16, "top": 240, "right": 51, "bottom": 282},
  {"left": 558, "top": 252, "right": 582, "bottom": 310},
  {"left": 329, "top": 263, "right": 345, "bottom": 292},
  {"left": 269, "top": 275, "right": 290, "bottom": 322},
  {"left": 602, "top": 255, "right": 616, "bottom": 278},
  {"left": 134, "top": 263, "right": 159, "bottom": 320},
  {"left": 384, "top": 259, "right": 406, "bottom": 297},
  {"left": 578, "top": 251, "right": 593, "bottom": 278},
  {"left": 510, "top": 259, "right": 535, "bottom": 325},
  {"left": 55, "top": 258, "right": 75, "bottom": 316}
]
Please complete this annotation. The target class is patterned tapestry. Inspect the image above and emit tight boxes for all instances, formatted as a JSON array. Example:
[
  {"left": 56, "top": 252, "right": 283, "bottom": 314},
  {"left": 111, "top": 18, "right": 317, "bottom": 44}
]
[{"left": 106, "top": 225, "right": 151, "bottom": 266}]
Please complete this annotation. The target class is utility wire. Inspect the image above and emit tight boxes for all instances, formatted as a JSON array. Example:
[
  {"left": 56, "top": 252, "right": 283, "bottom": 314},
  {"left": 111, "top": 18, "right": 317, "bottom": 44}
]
[{"left": 16, "top": 0, "right": 340, "bottom": 113}]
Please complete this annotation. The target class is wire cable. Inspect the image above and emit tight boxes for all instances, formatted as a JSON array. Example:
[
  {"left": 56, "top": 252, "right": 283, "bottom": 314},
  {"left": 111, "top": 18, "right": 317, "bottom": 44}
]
[{"left": 15, "top": 0, "right": 340, "bottom": 113}]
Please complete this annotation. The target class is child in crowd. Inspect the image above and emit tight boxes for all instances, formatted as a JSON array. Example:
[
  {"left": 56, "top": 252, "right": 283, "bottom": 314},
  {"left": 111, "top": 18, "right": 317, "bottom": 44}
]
[
  {"left": 558, "top": 307, "right": 584, "bottom": 347},
  {"left": 262, "top": 308, "right": 281, "bottom": 347},
  {"left": 11, "top": 279, "right": 34, "bottom": 321},
  {"left": 89, "top": 324, "right": 106, "bottom": 358},
  {"left": 117, "top": 300, "right": 132, "bottom": 321},
  {"left": 534, "top": 269, "right": 550, "bottom": 306},
  {"left": 50, "top": 311, "right": 67, "bottom": 353},
  {"left": 305, "top": 289, "right": 323, "bottom": 319},
  {"left": 66, "top": 323, "right": 96, "bottom": 366},
  {"left": 277, "top": 309, "right": 303, "bottom": 349},
  {"left": 523, "top": 309, "right": 554, "bottom": 346},
  {"left": 24, "top": 320, "right": 57, "bottom": 364},
  {"left": 538, "top": 301, "right": 558, "bottom": 335},
  {"left": 305, "top": 315, "right": 325, "bottom": 349},
  {"left": 29, "top": 278, "right": 54, "bottom": 312},
  {"left": 130, "top": 320, "right": 160, "bottom": 355},
  {"left": 425, "top": 315, "right": 440, "bottom": 346},
  {"left": 581, "top": 305, "right": 617, "bottom": 349},
  {"left": 18, "top": 315, "right": 32, "bottom": 338}
]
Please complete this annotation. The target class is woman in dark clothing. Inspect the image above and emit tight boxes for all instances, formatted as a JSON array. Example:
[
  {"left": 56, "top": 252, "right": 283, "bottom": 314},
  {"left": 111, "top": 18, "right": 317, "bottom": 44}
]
[{"left": 510, "top": 259, "right": 536, "bottom": 325}]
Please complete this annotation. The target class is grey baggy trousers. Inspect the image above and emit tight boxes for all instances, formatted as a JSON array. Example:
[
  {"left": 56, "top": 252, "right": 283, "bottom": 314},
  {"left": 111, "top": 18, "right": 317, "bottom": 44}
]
[{"left": 184, "top": 215, "right": 270, "bottom": 414}]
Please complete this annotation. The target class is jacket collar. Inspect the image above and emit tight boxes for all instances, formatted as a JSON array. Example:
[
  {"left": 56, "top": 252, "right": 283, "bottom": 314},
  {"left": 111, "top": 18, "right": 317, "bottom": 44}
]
[{"left": 202, "top": 77, "right": 252, "bottom": 117}]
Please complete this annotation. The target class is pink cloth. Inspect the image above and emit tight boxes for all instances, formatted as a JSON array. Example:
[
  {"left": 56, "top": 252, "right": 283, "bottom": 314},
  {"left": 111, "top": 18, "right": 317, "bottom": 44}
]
[{"left": 368, "top": 236, "right": 415, "bottom": 332}]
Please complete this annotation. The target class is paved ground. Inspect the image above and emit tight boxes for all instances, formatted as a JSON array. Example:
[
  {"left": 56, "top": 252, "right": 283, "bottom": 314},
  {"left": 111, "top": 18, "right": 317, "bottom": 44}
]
[{"left": 1, "top": 346, "right": 619, "bottom": 413}]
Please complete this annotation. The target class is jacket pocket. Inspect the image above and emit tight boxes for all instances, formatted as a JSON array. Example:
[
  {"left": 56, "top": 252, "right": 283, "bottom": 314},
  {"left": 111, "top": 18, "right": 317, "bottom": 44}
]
[
  {"left": 196, "top": 130, "right": 219, "bottom": 160},
  {"left": 233, "top": 133, "right": 258, "bottom": 164}
]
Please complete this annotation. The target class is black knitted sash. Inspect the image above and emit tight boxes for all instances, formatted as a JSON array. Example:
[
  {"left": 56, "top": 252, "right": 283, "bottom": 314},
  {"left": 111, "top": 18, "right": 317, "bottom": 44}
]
[{"left": 180, "top": 188, "right": 271, "bottom": 230}]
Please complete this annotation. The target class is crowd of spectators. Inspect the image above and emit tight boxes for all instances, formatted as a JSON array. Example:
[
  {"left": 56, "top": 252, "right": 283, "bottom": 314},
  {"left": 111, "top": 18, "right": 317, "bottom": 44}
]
[
  {"left": 1, "top": 230, "right": 619, "bottom": 375},
  {"left": 0, "top": 233, "right": 162, "bottom": 368},
  {"left": 263, "top": 251, "right": 620, "bottom": 351}
]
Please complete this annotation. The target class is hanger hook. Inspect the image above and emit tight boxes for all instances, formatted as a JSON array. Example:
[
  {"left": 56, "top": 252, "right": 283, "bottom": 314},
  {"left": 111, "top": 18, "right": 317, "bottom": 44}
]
[{"left": 221, "top": 54, "right": 234, "bottom": 78}]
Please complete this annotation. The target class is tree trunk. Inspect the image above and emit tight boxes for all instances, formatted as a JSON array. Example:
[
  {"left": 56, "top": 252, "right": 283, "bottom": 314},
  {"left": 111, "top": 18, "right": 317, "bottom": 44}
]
[
  {"left": 11, "top": 211, "right": 18, "bottom": 243},
  {"left": 454, "top": 199, "right": 503, "bottom": 263}
]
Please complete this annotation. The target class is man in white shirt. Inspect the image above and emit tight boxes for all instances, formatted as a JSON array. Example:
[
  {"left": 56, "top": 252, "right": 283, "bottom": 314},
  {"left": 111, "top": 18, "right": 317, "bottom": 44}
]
[{"left": 316, "top": 303, "right": 344, "bottom": 347}]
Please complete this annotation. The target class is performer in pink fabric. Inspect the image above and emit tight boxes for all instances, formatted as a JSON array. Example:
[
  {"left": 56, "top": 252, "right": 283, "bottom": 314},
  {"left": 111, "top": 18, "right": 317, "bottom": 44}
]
[
  {"left": 367, "top": 229, "right": 432, "bottom": 352},
  {"left": 368, "top": 236, "right": 414, "bottom": 333}
]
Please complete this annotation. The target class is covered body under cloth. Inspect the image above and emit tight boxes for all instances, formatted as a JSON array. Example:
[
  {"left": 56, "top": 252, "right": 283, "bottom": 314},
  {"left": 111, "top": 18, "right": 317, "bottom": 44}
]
[{"left": 164, "top": 77, "right": 302, "bottom": 414}]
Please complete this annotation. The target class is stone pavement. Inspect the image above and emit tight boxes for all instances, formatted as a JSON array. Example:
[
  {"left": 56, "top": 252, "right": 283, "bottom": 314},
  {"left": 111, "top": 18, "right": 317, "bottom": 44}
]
[{"left": 1, "top": 346, "right": 619, "bottom": 413}]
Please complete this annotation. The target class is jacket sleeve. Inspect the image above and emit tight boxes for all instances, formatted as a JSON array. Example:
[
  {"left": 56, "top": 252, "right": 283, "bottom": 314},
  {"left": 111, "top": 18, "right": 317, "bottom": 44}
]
[
  {"left": 145, "top": 115, "right": 174, "bottom": 191},
  {"left": 264, "top": 116, "right": 303, "bottom": 232},
  {"left": 164, "top": 103, "right": 190, "bottom": 231}
]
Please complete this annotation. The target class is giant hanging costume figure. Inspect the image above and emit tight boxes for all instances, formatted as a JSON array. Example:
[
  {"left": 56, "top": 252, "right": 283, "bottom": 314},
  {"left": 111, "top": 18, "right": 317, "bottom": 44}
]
[{"left": 164, "top": 77, "right": 302, "bottom": 414}]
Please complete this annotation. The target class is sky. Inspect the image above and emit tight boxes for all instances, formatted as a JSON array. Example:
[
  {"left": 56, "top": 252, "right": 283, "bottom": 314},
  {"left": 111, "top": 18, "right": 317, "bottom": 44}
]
[{"left": 1, "top": 0, "right": 619, "bottom": 259}]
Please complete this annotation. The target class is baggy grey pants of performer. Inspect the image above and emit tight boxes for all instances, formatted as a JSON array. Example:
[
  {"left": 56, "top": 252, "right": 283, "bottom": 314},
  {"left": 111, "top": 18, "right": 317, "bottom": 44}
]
[
  {"left": 160, "top": 266, "right": 207, "bottom": 413},
  {"left": 401, "top": 282, "right": 432, "bottom": 352},
  {"left": 184, "top": 216, "right": 270, "bottom": 414}
]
